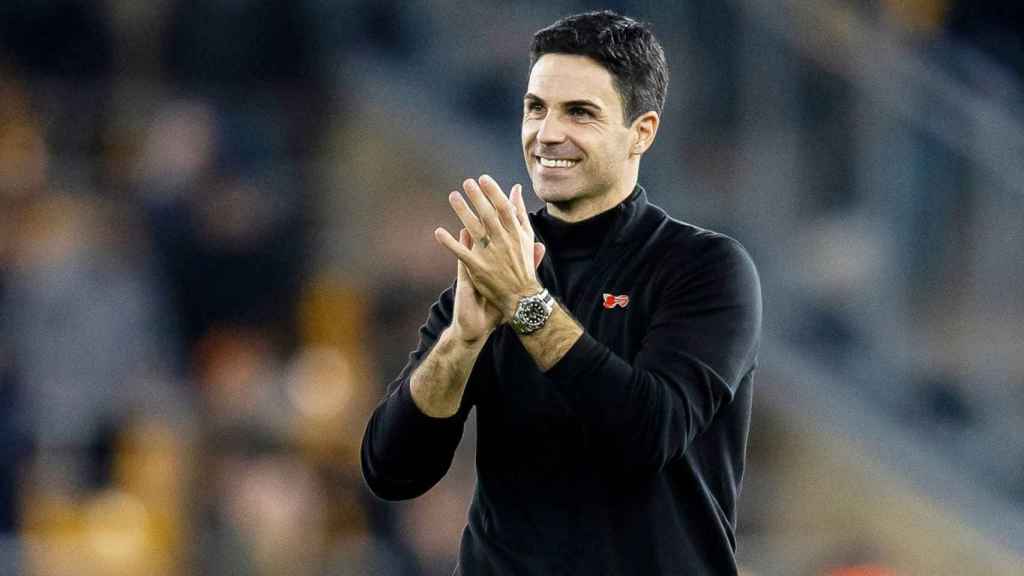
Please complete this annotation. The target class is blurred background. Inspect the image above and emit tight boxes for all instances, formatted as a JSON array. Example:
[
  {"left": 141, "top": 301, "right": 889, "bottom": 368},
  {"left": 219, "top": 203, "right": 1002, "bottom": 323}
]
[{"left": 1, "top": 0, "right": 1022, "bottom": 575}]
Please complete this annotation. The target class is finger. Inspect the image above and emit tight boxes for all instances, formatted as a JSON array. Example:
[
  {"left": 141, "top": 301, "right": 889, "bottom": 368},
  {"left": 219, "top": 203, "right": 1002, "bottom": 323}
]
[
  {"left": 449, "top": 191, "right": 486, "bottom": 240},
  {"left": 509, "top": 184, "right": 525, "bottom": 225},
  {"left": 462, "top": 178, "right": 502, "bottom": 235},
  {"left": 478, "top": 175, "right": 518, "bottom": 232},
  {"left": 510, "top": 183, "right": 534, "bottom": 235},
  {"left": 435, "top": 227, "right": 478, "bottom": 267},
  {"left": 533, "top": 242, "right": 546, "bottom": 269},
  {"left": 456, "top": 229, "right": 473, "bottom": 285}
]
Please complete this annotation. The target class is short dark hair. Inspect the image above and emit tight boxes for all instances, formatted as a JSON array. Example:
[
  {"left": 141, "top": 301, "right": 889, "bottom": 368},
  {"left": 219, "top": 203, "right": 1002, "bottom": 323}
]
[{"left": 529, "top": 10, "right": 669, "bottom": 125}]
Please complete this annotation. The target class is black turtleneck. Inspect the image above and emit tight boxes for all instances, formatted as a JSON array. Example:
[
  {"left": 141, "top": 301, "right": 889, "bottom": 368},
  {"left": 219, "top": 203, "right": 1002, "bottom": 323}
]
[
  {"left": 363, "top": 186, "right": 763, "bottom": 575},
  {"left": 533, "top": 198, "right": 623, "bottom": 305}
]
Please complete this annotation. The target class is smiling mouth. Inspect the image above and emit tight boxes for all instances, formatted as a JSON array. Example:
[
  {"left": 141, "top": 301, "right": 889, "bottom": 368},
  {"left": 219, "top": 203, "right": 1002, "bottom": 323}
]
[{"left": 536, "top": 156, "right": 579, "bottom": 168}]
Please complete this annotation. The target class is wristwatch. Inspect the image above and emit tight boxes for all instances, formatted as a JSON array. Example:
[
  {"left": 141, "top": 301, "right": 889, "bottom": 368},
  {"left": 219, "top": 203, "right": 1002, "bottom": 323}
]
[{"left": 509, "top": 288, "right": 556, "bottom": 335}]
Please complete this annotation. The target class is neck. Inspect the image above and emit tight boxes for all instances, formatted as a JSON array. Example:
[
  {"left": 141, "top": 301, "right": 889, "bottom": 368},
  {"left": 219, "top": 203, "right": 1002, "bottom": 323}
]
[{"left": 546, "top": 168, "right": 639, "bottom": 223}]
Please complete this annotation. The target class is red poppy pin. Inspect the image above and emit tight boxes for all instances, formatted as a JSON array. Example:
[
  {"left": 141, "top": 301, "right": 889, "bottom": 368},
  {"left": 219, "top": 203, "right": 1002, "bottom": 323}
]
[{"left": 602, "top": 293, "right": 629, "bottom": 309}]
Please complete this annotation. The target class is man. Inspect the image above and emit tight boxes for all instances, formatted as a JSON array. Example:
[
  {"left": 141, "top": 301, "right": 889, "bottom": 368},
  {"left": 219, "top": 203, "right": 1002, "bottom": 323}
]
[{"left": 362, "top": 10, "right": 762, "bottom": 575}]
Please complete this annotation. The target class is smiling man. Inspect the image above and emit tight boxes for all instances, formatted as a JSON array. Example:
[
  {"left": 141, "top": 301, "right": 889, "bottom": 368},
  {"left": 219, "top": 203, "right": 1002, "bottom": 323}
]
[{"left": 361, "top": 11, "right": 763, "bottom": 575}]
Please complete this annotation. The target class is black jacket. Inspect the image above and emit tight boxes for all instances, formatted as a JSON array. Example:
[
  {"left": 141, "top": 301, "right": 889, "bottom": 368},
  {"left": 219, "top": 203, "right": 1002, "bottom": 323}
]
[{"left": 362, "top": 187, "right": 763, "bottom": 575}]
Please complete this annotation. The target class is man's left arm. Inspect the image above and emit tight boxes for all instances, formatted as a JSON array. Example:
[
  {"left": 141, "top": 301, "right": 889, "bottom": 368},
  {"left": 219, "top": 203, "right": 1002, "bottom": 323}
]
[
  {"left": 515, "top": 301, "right": 582, "bottom": 371},
  {"left": 528, "top": 237, "right": 762, "bottom": 470}
]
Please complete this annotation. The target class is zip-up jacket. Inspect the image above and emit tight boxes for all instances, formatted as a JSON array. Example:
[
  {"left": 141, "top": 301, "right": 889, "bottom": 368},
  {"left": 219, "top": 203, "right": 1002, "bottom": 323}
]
[{"left": 362, "top": 187, "right": 763, "bottom": 575}]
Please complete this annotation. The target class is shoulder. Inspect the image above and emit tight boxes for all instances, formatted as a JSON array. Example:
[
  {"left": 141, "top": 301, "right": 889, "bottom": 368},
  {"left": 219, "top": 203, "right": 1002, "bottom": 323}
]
[
  {"left": 652, "top": 211, "right": 756, "bottom": 270},
  {"left": 643, "top": 214, "right": 759, "bottom": 298}
]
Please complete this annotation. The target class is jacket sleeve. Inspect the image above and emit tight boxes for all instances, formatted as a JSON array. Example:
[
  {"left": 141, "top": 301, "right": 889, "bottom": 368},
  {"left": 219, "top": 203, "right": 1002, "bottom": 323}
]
[
  {"left": 360, "top": 283, "right": 486, "bottom": 500},
  {"left": 545, "top": 236, "right": 762, "bottom": 470}
]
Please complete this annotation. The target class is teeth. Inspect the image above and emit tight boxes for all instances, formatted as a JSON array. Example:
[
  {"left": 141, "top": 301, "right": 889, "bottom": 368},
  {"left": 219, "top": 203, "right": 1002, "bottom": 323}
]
[{"left": 539, "top": 157, "right": 577, "bottom": 168}]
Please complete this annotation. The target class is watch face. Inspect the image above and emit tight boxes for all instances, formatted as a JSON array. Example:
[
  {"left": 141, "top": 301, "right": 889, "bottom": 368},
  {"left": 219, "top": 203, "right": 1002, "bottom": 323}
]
[
  {"left": 512, "top": 289, "right": 552, "bottom": 334},
  {"left": 512, "top": 290, "right": 552, "bottom": 334},
  {"left": 520, "top": 300, "right": 547, "bottom": 327}
]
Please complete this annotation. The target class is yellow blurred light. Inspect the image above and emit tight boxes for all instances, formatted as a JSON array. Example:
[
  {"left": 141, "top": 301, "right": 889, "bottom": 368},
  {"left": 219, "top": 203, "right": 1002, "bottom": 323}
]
[
  {"left": 82, "top": 490, "right": 152, "bottom": 570},
  {"left": 285, "top": 345, "right": 354, "bottom": 421}
]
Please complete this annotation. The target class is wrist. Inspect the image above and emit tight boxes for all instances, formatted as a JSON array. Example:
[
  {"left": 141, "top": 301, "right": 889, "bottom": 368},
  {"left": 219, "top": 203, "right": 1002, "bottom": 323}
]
[
  {"left": 503, "top": 281, "right": 545, "bottom": 323},
  {"left": 508, "top": 285, "right": 556, "bottom": 335},
  {"left": 446, "top": 323, "right": 491, "bottom": 347}
]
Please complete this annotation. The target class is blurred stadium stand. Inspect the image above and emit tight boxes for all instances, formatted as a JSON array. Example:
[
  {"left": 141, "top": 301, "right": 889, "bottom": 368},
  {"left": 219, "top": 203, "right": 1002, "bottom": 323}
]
[{"left": 1, "top": 1, "right": 1022, "bottom": 575}]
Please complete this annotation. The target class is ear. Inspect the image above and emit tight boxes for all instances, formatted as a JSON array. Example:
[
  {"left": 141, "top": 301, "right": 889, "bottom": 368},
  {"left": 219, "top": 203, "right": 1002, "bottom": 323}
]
[{"left": 629, "top": 111, "right": 660, "bottom": 157}]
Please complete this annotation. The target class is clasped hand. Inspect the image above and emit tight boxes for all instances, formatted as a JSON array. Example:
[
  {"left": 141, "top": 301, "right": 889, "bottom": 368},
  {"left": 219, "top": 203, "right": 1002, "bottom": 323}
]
[{"left": 434, "top": 175, "right": 546, "bottom": 339}]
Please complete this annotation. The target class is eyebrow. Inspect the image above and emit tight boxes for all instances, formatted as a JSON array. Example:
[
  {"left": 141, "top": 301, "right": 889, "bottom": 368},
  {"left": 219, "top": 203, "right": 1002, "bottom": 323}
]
[{"left": 524, "top": 93, "right": 603, "bottom": 110}]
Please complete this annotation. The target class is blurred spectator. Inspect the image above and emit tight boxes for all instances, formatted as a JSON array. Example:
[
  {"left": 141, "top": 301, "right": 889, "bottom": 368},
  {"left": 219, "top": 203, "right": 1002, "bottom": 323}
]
[
  {"left": 204, "top": 451, "right": 328, "bottom": 576},
  {"left": 133, "top": 98, "right": 308, "bottom": 365},
  {"left": 6, "top": 192, "right": 182, "bottom": 456},
  {"left": 0, "top": 70, "right": 48, "bottom": 200},
  {"left": 0, "top": 0, "right": 114, "bottom": 165}
]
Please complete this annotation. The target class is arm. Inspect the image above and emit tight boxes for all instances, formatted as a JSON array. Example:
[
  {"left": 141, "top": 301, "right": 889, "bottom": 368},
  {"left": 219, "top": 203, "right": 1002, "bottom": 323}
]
[
  {"left": 364, "top": 207, "right": 544, "bottom": 500},
  {"left": 360, "top": 285, "right": 488, "bottom": 501},
  {"left": 410, "top": 326, "right": 487, "bottom": 418},
  {"left": 539, "top": 238, "right": 762, "bottom": 470},
  {"left": 514, "top": 300, "right": 582, "bottom": 371}
]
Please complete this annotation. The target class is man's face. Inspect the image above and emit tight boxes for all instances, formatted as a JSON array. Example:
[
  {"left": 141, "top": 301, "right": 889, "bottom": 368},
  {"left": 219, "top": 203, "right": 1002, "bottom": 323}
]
[{"left": 522, "top": 54, "right": 637, "bottom": 216}]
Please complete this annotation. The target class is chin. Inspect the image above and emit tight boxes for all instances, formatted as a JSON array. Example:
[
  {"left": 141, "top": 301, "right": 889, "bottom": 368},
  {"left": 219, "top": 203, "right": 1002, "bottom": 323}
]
[
  {"left": 533, "top": 184, "right": 578, "bottom": 205},
  {"left": 530, "top": 175, "right": 579, "bottom": 202}
]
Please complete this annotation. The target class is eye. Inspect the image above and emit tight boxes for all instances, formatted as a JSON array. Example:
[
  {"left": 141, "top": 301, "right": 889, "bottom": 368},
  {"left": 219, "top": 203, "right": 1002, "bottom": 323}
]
[
  {"left": 525, "top": 102, "right": 545, "bottom": 116},
  {"left": 568, "top": 106, "right": 593, "bottom": 119}
]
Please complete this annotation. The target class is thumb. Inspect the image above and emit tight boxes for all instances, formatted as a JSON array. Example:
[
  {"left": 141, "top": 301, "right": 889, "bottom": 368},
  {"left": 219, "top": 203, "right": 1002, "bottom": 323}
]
[{"left": 533, "top": 242, "right": 546, "bottom": 268}]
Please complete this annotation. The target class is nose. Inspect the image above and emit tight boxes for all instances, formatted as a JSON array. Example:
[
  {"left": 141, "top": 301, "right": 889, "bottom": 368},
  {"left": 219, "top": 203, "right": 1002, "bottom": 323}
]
[{"left": 536, "top": 114, "right": 566, "bottom": 145}]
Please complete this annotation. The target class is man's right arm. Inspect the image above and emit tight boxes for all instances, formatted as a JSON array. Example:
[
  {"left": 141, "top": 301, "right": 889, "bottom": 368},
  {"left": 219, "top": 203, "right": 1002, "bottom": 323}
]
[
  {"left": 360, "top": 285, "right": 489, "bottom": 501},
  {"left": 409, "top": 325, "right": 486, "bottom": 418}
]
